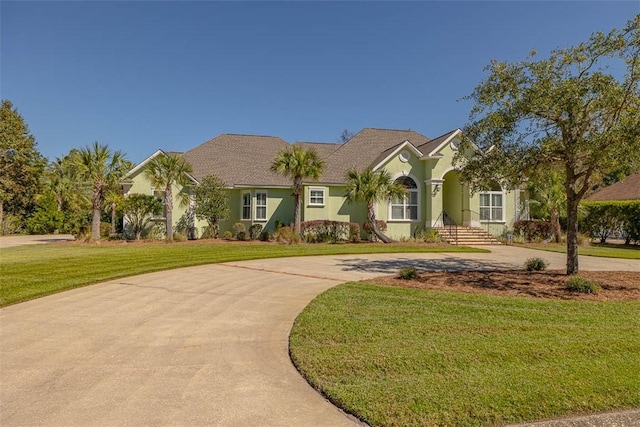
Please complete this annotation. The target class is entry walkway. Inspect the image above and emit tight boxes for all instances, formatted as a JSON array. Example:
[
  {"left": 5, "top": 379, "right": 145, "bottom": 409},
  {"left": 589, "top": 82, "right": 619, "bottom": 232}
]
[{"left": 1, "top": 249, "right": 638, "bottom": 425}]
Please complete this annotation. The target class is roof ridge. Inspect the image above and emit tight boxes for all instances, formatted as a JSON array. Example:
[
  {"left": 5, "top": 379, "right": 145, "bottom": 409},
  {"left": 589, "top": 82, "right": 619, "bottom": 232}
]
[
  {"left": 220, "top": 133, "right": 286, "bottom": 139},
  {"left": 362, "top": 127, "right": 420, "bottom": 132}
]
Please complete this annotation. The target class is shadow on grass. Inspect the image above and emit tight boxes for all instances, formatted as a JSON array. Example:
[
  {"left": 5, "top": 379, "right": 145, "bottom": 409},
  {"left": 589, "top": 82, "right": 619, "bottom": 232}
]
[{"left": 335, "top": 256, "right": 518, "bottom": 274}]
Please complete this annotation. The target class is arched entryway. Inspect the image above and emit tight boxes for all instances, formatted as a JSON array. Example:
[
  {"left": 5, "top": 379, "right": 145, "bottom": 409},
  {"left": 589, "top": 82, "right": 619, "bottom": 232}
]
[{"left": 442, "top": 170, "right": 465, "bottom": 225}]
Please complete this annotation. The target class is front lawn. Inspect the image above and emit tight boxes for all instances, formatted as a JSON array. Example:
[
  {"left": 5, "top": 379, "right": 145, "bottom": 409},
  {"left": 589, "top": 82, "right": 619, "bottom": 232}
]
[
  {"left": 520, "top": 242, "right": 640, "bottom": 259},
  {"left": 0, "top": 240, "right": 485, "bottom": 307},
  {"left": 290, "top": 282, "right": 640, "bottom": 426}
]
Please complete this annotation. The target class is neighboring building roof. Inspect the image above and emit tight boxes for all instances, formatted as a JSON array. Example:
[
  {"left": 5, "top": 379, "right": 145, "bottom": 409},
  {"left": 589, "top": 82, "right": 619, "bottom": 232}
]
[
  {"left": 321, "top": 128, "right": 432, "bottom": 183},
  {"left": 181, "top": 134, "right": 291, "bottom": 187},
  {"left": 585, "top": 171, "right": 640, "bottom": 201}
]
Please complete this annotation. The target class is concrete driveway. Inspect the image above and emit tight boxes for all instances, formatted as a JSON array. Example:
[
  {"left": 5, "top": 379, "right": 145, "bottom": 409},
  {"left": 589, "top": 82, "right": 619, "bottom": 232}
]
[
  {"left": 0, "top": 234, "right": 75, "bottom": 249},
  {"left": 1, "top": 248, "right": 638, "bottom": 426}
]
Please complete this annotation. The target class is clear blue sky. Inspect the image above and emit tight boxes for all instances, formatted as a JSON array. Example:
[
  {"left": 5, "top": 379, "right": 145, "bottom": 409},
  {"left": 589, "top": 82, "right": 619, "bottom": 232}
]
[{"left": 2, "top": 1, "right": 638, "bottom": 164}]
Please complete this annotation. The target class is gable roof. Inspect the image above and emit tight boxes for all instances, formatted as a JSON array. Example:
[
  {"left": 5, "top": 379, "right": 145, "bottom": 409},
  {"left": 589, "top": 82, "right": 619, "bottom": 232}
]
[
  {"left": 181, "top": 134, "right": 291, "bottom": 187},
  {"left": 321, "top": 128, "right": 432, "bottom": 183},
  {"left": 417, "top": 129, "right": 462, "bottom": 157},
  {"left": 586, "top": 171, "right": 640, "bottom": 201},
  {"left": 122, "top": 149, "right": 198, "bottom": 185}
]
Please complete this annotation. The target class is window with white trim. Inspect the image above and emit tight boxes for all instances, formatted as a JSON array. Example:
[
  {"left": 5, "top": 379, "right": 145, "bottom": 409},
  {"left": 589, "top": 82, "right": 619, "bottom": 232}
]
[
  {"left": 309, "top": 188, "right": 325, "bottom": 206},
  {"left": 241, "top": 192, "right": 251, "bottom": 220},
  {"left": 152, "top": 188, "right": 167, "bottom": 219},
  {"left": 255, "top": 192, "right": 267, "bottom": 220},
  {"left": 479, "top": 182, "right": 504, "bottom": 221},
  {"left": 390, "top": 176, "right": 418, "bottom": 220}
]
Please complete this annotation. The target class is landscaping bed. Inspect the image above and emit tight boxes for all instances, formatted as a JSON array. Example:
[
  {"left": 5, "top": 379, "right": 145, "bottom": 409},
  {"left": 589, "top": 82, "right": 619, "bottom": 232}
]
[{"left": 366, "top": 269, "right": 640, "bottom": 301}]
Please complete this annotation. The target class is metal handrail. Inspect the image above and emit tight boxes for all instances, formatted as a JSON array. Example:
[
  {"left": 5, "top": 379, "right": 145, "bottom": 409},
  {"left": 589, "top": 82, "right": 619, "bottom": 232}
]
[{"left": 434, "top": 211, "right": 458, "bottom": 245}]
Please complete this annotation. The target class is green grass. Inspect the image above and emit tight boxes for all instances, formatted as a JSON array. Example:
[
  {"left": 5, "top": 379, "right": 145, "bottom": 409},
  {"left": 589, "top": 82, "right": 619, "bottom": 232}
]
[
  {"left": 520, "top": 242, "right": 640, "bottom": 259},
  {"left": 290, "top": 282, "right": 640, "bottom": 426},
  {"left": 0, "top": 241, "right": 485, "bottom": 307}
]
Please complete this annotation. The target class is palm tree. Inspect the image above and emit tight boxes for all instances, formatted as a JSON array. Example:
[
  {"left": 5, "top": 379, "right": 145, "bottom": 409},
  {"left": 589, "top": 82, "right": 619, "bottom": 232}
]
[
  {"left": 74, "top": 143, "right": 128, "bottom": 241},
  {"left": 103, "top": 190, "right": 124, "bottom": 235},
  {"left": 271, "top": 145, "right": 325, "bottom": 235},
  {"left": 344, "top": 167, "right": 406, "bottom": 243},
  {"left": 528, "top": 169, "right": 566, "bottom": 243},
  {"left": 144, "top": 153, "right": 193, "bottom": 241}
]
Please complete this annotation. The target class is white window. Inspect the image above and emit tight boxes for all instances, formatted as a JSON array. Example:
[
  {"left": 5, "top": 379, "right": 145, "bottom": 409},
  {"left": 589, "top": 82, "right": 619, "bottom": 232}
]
[
  {"left": 241, "top": 192, "right": 251, "bottom": 220},
  {"left": 152, "top": 189, "right": 167, "bottom": 219},
  {"left": 309, "top": 188, "right": 325, "bottom": 206},
  {"left": 255, "top": 192, "right": 267, "bottom": 221},
  {"left": 479, "top": 182, "right": 504, "bottom": 222},
  {"left": 390, "top": 176, "right": 418, "bottom": 220}
]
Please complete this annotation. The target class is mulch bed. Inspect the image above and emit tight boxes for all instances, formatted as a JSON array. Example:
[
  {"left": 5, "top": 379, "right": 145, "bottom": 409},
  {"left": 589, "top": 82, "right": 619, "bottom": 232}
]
[{"left": 364, "top": 270, "right": 640, "bottom": 301}]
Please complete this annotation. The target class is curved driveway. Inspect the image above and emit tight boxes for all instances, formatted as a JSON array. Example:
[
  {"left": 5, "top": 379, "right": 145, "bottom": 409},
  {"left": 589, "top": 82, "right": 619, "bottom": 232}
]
[{"left": 1, "top": 247, "right": 638, "bottom": 426}]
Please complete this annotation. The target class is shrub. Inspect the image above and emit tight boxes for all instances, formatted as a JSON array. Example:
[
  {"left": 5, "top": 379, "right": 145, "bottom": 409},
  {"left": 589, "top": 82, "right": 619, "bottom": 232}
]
[
  {"left": 201, "top": 226, "right": 216, "bottom": 239},
  {"left": 275, "top": 226, "right": 300, "bottom": 244},
  {"left": 349, "top": 222, "right": 361, "bottom": 242},
  {"left": 249, "top": 224, "right": 263, "bottom": 240},
  {"left": 524, "top": 257, "right": 549, "bottom": 271},
  {"left": 398, "top": 267, "right": 418, "bottom": 280},
  {"left": 236, "top": 231, "right": 247, "bottom": 241},
  {"left": 415, "top": 228, "right": 442, "bottom": 243},
  {"left": 259, "top": 230, "right": 274, "bottom": 241},
  {"left": 148, "top": 222, "right": 166, "bottom": 240},
  {"left": 513, "top": 220, "right": 553, "bottom": 242},
  {"left": 233, "top": 222, "right": 246, "bottom": 238},
  {"left": 301, "top": 220, "right": 350, "bottom": 243},
  {"left": 567, "top": 277, "right": 601, "bottom": 294},
  {"left": 100, "top": 222, "right": 112, "bottom": 239},
  {"left": 173, "top": 232, "right": 187, "bottom": 242},
  {"left": 222, "top": 230, "right": 233, "bottom": 240}
]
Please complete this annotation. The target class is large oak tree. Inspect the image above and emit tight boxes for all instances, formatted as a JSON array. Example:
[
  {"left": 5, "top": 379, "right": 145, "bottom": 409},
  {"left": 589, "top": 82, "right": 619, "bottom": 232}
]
[
  {"left": 457, "top": 16, "right": 640, "bottom": 274},
  {"left": 0, "top": 100, "right": 46, "bottom": 233}
]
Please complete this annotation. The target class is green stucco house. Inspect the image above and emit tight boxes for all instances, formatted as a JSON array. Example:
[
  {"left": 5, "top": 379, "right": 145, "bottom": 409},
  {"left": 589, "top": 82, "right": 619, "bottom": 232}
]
[{"left": 123, "top": 128, "right": 526, "bottom": 242}]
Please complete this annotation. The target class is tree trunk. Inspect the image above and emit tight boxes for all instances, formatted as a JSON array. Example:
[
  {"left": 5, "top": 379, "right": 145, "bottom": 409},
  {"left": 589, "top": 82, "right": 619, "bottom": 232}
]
[
  {"left": 367, "top": 203, "right": 395, "bottom": 244},
  {"left": 165, "top": 187, "right": 173, "bottom": 241},
  {"left": 0, "top": 200, "right": 4, "bottom": 235},
  {"left": 293, "top": 180, "right": 302, "bottom": 235},
  {"left": 565, "top": 192, "right": 580, "bottom": 275},
  {"left": 91, "top": 207, "right": 101, "bottom": 242},
  {"left": 551, "top": 207, "right": 561, "bottom": 243},
  {"left": 110, "top": 202, "right": 116, "bottom": 234}
]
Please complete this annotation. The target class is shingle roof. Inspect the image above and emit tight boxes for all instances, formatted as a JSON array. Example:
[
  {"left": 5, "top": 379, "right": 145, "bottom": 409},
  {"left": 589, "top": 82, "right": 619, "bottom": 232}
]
[
  {"left": 321, "top": 128, "right": 431, "bottom": 183},
  {"left": 162, "top": 128, "right": 452, "bottom": 187},
  {"left": 294, "top": 141, "right": 342, "bottom": 159},
  {"left": 181, "top": 134, "right": 291, "bottom": 187},
  {"left": 416, "top": 129, "right": 459, "bottom": 156},
  {"left": 586, "top": 171, "right": 640, "bottom": 201}
]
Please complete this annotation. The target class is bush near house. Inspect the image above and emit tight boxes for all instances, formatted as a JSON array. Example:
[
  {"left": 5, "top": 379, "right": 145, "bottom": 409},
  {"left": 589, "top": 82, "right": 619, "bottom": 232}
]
[
  {"left": 300, "top": 220, "right": 360, "bottom": 243},
  {"left": 513, "top": 220, "right": 554, "bottom": 242},
  {"left": 580, "top": 201, "right": 640, "bottom": 244}
]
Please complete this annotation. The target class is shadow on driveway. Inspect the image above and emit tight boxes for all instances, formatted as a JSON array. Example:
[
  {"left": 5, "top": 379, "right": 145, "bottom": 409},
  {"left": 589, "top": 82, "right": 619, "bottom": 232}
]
[{"left": 335, "top": 256, "right": 517, "bottom": 274}]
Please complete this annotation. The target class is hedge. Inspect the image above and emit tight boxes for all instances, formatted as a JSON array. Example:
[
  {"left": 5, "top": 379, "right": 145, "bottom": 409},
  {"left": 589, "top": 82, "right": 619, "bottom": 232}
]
[
  {"left": 580, "top": 200, "right": 640, "bottom": 244},
  {"left": 300, "top": 220, "right": 361, "bottom": 243}
]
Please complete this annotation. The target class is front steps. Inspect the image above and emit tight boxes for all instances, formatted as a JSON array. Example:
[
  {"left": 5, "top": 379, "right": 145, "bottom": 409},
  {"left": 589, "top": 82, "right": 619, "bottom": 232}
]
[{"left": 433, "top": 226, "right": 502, "bottom": 245}]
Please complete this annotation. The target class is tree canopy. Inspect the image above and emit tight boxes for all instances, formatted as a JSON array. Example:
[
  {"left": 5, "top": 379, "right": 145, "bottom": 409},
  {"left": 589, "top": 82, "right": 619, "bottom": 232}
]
[
  {"left": 194, "top": 174, "right": 230, "bottom": 239},
  {"left": 0, "top": 100, "right": 46, "bottom": 233},
  {"left": 73, "top": 142, "right": 129, "bottom": 241},
  {"left": 457, "top": 16, "right": 640, "bottom": 274}
]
